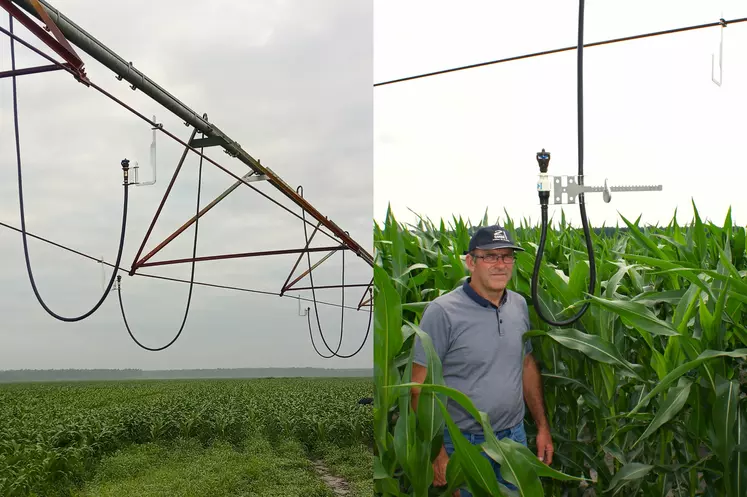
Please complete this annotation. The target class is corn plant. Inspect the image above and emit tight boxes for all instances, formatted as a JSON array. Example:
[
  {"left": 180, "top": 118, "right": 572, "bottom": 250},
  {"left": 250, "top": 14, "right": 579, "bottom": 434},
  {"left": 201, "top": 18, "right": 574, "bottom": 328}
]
[
  {"left": 0, "top": 377, "right": 373, "bottom": 496},
  {"left": 373, "top": 203, "right": 747, "bottom": 497}
]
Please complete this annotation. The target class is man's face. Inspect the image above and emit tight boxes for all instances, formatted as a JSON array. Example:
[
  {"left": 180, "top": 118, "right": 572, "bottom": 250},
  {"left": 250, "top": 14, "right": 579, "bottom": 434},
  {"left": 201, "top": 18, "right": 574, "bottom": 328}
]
[{"left": 466, "top": 248, "right": 515, "bottom": 292}]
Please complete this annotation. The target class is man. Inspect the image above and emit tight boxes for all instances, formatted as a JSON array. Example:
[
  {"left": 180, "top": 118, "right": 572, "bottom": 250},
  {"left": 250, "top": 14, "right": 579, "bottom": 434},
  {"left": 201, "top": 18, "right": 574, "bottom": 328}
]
[{"left": 411, "top": 225, "right": 553, "bottom": 496}]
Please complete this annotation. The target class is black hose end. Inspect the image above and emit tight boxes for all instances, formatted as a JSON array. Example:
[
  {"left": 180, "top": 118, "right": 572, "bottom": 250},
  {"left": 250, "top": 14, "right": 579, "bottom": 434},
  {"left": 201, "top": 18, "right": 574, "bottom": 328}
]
[
  {"left": 538, "top": 191, "right": 550, "bottom": 206},
  {"left": 121, "top": 159, "right": 130, "bottom": 171}
]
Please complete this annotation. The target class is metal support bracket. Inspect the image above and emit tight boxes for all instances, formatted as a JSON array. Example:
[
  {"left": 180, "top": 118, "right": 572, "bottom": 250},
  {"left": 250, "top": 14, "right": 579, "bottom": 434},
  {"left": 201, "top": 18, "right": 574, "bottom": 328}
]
[
  {"left": 296, "top": 295, "right": 309, "bottom": 316},
  {"left": 240, "top": 173, "right": 269, "bottom": 184},
  {"left": 132, "top": 115, "right": 158, "bottom": 186},
  {"left": 550, "top": 175, "right": 662, "bottom": 205},
  {"left": 98, "top": 256, "right": 117, "bottom": 293},
  {"left": 189, "top": 136, "right": 226, "bottom": 148},
  {"left": 712, "top": 17, "right": 726, "bottom": 86}
]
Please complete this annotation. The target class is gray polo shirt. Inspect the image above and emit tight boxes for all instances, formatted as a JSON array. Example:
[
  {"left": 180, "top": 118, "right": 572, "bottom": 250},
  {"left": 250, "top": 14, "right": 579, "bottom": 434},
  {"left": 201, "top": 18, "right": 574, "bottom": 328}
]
[{"left": 413, "top": 278, "right": 532, "bottom": 434}]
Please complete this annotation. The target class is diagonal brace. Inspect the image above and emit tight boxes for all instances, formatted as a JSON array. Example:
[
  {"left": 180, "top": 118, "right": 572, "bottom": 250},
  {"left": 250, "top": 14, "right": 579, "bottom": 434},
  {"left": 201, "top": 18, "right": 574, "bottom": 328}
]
[
  {"left": 280, "top": 221, "right": 321, "bottom": 296},
  {"left": 356, "top": 278, "right": 373, "bottom": 309},
  {"left": 283, "top": 249, "right": 337, "bottom": 294},
  {"left": 129, "top": 126, "right": 199, "bottom": 275}
]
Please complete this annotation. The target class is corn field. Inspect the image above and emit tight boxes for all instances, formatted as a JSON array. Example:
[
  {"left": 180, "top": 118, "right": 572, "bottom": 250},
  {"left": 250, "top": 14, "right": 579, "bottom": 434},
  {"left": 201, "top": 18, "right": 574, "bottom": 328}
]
[
  {"left": 0, "top": 377, "right": 373, "bottom": 496},
  {"left": 373, "top": 203, "right": 747, "bottom": 497}
]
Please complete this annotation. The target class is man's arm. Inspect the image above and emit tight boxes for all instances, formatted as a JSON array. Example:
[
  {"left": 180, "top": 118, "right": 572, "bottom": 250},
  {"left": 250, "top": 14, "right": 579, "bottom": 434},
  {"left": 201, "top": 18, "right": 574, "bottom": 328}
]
[
  {"left": 411, "top": 302, "right": 450, "bottom": 411},
  {"left": 523, "top": 353, "right": 553, "bottom": 464},
  {"left": 410, "top": 362, "right": 428, "bottom": 412},
  {"left": 522, "top": 353, "right": 548, "bottom": 429}
]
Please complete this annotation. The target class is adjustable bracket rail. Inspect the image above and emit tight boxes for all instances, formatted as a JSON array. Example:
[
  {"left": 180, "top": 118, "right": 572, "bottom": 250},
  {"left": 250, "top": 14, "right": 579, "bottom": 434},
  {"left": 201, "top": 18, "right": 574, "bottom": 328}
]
[
  {"left": 548, "top": 175, "right": 662, "bottom": 205},
  {"left": 536, "top": 149, "right": 663, "bottom": 205}
]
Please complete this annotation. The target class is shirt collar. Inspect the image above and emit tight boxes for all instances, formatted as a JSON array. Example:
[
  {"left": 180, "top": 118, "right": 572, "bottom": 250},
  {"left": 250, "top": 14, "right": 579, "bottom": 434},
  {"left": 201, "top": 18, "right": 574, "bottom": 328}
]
[{"left": 462, "top": 277, "right": 508, "bottom": 308}]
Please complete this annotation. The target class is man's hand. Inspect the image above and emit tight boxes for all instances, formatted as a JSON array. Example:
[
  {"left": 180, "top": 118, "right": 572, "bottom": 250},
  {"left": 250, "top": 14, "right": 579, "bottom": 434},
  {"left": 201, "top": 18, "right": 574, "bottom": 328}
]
[
  {"left": 433, "top": 446, "right": 460, "bottom": 496},
  {"left": 433, "top": 446, "right": 449, "bottom": 486},
  {"left": 536, "top": 426, "right": 554, "bottom": 465}
]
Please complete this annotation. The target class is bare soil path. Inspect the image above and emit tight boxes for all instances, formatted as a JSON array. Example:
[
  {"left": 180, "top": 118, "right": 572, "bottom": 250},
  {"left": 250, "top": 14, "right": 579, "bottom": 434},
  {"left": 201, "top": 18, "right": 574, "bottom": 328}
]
[{"left": 312, "top": 459, "right": 351, "bottom": 496}]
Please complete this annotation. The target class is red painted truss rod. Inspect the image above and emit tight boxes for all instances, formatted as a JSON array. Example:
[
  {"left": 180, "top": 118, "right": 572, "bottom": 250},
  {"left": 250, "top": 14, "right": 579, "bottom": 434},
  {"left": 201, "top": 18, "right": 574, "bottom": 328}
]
[{"left": 137, "top": 245, "right": 348, "bottom": 269}]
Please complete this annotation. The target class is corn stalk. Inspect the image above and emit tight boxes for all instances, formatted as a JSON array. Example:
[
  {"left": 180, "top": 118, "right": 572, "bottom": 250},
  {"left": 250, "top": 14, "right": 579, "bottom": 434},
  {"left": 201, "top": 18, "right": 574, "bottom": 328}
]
[{"left": 373, "top": 203, "right": 747, "bottom": 497}]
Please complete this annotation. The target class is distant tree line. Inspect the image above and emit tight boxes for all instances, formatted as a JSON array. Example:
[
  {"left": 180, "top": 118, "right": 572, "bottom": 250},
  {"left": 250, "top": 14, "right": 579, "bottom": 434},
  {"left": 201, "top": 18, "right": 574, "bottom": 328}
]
[{"left": 0, "top": 368, "right": 373, "bottom": 383}]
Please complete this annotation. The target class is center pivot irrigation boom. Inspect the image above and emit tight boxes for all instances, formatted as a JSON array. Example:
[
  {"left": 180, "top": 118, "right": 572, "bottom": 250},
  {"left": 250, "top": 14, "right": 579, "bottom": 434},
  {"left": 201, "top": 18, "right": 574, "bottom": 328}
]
[{"left": 0, "top": 0, "right": 372, "bottom": 357}]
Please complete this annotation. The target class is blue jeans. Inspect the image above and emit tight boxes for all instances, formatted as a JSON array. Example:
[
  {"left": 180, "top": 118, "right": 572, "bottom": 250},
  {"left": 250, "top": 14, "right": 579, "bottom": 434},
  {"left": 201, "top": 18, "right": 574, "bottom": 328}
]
[{"left": 442, "top": 421, "right": 528, "bottom": 496}]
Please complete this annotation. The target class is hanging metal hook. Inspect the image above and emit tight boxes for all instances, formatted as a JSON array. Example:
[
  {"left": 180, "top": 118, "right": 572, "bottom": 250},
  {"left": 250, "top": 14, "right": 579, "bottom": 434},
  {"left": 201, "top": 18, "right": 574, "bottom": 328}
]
[
  {"left": 711, "top": 17, "right": 726, "bottom": 86},
  {"left": 296, "top": 295, "right": 309, "bottom": 316}
]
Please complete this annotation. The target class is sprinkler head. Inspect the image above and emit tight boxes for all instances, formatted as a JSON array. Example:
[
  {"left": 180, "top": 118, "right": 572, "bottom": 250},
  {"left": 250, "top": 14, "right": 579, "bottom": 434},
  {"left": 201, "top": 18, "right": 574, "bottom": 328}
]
[{"left": 536, "top": 149, "right": 550, "bottom": 173}]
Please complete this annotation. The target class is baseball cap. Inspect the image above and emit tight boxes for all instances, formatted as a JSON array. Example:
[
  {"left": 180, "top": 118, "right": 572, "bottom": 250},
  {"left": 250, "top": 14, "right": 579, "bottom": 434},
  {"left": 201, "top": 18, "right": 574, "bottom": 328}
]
[{"left": 465, "top": 225, "right": 525, "bottom": 254}]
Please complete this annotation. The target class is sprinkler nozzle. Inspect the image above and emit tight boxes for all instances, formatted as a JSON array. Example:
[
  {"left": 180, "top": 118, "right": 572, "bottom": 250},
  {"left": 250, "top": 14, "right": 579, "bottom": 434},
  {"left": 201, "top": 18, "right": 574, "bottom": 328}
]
[{"left": 536, "top": 149, "right": 550, "bottom": 173}]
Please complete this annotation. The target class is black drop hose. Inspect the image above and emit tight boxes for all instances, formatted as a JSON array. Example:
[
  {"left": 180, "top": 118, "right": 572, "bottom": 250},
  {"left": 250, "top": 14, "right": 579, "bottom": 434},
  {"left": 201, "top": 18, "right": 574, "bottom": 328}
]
[
  {"left": 531, "top": 0, "right": 597, "bottom": 327},
  {"left": 296, "top": 185, "right": 372, "bottom": 359},
  {"left": 115, "top": 135, "right": 205, "bottom": 352},
  {"left": 9, "top": 14, "right": 128, "bottom": 323}
]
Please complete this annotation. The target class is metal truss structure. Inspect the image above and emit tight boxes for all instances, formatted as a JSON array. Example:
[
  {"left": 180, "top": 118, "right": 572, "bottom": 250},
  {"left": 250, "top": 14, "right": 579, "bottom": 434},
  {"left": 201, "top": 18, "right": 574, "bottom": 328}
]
[{"left": 0, "top": 0, "right": 373, "bottom": 355}]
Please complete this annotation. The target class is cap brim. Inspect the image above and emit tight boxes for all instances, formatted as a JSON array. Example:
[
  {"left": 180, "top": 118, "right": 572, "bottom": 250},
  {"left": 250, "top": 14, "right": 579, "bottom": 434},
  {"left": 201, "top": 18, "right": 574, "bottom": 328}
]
[{"left": 474, "top": 242, "right": 525, "bottom": 252}]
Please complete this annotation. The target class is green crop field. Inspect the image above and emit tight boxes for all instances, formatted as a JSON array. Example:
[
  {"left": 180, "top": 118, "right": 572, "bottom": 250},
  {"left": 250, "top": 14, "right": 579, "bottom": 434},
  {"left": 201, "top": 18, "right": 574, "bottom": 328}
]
[
  {"left": 373, "top": 204, "right": 747, "bottom": 497},
  {"left": 0, "top": 377, "right": 373, "bottom": 497}
]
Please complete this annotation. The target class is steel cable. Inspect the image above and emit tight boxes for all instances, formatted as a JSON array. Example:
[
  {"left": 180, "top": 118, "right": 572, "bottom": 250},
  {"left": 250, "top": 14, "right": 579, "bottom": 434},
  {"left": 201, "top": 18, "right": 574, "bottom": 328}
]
[
  {"left": 0, "top": 219, "right": 363, "bottom": 311},
  {"left": 374, "top": 15, "right": 747, "bottom": 87}
]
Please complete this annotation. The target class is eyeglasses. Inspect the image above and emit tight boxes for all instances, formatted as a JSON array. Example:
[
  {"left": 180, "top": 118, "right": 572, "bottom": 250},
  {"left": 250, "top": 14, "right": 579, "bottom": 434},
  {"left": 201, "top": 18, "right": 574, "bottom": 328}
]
[{"left": 471, "top": 253, "right": 515, "bottom": 264}]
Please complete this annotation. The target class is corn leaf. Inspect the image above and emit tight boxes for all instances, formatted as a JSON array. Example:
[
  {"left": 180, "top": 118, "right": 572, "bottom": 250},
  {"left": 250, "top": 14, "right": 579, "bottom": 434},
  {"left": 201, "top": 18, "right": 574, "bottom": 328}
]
[
  {"left": 633, "top": 379, "right": 692, "bottom": 446},
  {"left": 628, "top": 349, "right": 747, "bottom": 415},
  {"left": 525, "top": 328, "right": 643, "bottom": 380},
  {"left": 606, "top": 462, "right": 655, "bottom": 492},
  {"left": 588, "top": 295, "right": 679, "bottom": 336}
]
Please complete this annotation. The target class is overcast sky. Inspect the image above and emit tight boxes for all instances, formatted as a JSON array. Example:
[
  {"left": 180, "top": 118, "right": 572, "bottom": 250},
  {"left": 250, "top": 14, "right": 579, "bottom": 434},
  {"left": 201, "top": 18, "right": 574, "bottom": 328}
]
[
  {"left": 0, "top": 0, "right": 373, "bottom": 370},
  {"left": 375, "top": 0, "right": 747, "bottom": 231}
]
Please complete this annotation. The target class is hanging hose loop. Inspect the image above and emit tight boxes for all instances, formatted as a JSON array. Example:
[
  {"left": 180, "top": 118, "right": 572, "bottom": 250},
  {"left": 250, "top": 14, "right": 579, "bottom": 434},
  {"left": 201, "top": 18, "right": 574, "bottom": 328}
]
[
  {"left": 116, "top": 136, "right": 205, "bottom": 351},
  {"left": 299, "top": 188, "right": 371, "bottom": 358},
  {"left": 531, "top": 0, "right": 596, "bottom": 327},
  {"left": 9, "top": 14, "right": 128, "bottom": 323}
]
